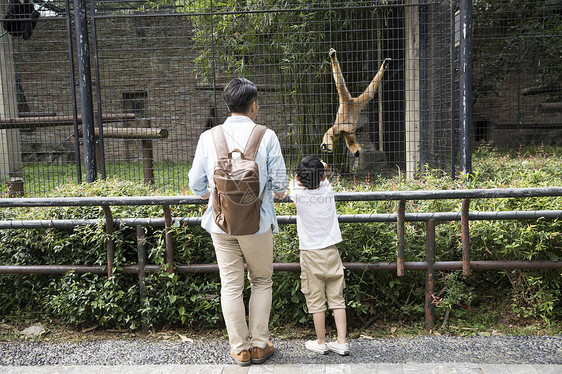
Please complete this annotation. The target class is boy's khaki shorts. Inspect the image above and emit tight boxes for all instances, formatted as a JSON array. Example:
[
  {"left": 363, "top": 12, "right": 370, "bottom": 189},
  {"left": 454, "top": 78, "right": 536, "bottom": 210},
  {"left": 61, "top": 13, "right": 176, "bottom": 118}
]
[{"left": 300, "top": 244, "right": 346, "bottom": 314}]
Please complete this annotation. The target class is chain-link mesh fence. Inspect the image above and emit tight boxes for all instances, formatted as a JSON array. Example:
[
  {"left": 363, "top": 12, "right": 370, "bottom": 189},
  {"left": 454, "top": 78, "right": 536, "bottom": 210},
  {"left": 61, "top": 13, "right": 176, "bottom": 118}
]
[
  {"left": 472, "top": 0, "right": 562, "bottom": 149},
  {"left": 0, "top": 0, "right": 559, "bottom": 195}
]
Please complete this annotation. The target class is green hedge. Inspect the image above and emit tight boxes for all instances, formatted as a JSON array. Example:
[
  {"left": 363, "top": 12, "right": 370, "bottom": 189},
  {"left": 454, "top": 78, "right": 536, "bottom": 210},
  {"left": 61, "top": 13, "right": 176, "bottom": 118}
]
[{"left": 0, "top": 146, "right": 560, "bottom": 329}]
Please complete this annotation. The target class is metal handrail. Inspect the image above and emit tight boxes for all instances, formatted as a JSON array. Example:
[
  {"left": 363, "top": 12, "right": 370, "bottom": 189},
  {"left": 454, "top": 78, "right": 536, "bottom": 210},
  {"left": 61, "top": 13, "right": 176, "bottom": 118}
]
[
  {"left": 0, "top": 186, "right": 561, "bottom": 330},
  {"left": 0, "top": 186, "right": 560, "bottom": 207},
  {"left": 1, "top": 210, "right": 561, "bottom": 229}
]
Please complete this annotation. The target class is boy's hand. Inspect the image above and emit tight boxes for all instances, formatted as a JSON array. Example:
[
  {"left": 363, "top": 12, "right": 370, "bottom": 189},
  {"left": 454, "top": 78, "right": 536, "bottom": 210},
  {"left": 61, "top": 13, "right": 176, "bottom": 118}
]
[
  {"left": 200, "top": 190, "right": 211, "bottom": 200},
  {"left": 273, "top": 190, "right": 288, "bottom": 200}
]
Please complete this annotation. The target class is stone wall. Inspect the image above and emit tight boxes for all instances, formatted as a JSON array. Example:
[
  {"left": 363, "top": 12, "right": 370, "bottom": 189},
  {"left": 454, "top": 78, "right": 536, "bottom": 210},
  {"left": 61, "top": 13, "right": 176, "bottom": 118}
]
[
  {"left": 472, "top": 73, "right": 562, "bottom": 148},
  {"left": 14, "top": 15, "right": 289, "bottom": 166}
]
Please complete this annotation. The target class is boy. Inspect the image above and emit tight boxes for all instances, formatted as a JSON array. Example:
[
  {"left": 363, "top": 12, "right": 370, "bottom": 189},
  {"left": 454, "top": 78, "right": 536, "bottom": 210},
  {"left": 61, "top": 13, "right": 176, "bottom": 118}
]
[{"left": 289, "top": 155, "right": 349, "bottom": 356}]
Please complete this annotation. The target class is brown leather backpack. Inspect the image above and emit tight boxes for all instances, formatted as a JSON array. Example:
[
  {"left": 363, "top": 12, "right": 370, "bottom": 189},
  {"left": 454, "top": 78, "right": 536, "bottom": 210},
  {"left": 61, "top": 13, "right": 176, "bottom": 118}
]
[{"left": 211, "top": 124, "right": 267, "bottom": 235}]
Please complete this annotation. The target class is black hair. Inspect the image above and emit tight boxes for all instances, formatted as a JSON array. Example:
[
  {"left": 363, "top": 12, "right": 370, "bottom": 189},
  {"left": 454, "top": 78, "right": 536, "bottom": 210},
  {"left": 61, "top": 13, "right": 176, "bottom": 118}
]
[
  {"left": 222, "top": 78, "right": 258, "bottom": 114},
  {"left": 297, "top": 155, "right": 325, "bottom": 189}
]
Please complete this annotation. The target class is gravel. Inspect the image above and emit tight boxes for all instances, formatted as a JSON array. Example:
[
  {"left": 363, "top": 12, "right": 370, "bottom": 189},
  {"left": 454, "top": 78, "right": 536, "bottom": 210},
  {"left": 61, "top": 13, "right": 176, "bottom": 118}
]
[{"left": 0, "top": 335, "right": 560, "bottom": 365}]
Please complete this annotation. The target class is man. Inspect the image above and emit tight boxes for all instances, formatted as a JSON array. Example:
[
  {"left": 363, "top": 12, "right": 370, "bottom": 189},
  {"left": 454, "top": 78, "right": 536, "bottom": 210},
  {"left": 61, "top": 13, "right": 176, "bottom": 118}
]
[{"left": 188, "top": 78, "right": 288, "bottom": 366}]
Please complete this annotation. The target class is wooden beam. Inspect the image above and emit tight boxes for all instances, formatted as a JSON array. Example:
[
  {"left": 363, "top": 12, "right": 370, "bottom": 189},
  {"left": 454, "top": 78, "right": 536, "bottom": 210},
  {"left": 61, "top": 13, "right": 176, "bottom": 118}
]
[
  {"left": 521, "top": 82, "right": 562, "bottom": 96},
  {"left": 0, "top": 113, "right": 136, "bottom": 129},
  {"left": 540, "top": 102, "right": 562, "bottom": 112},
  {"left": 91, "top": 127, "right": 168, "bottom": 139}
]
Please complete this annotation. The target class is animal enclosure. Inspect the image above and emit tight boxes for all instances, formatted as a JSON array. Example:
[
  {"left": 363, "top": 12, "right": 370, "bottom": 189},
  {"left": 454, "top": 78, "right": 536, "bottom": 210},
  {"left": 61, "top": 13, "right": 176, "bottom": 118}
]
[{"left": 0, "top": 0, "right": 560, "bottom": 195}]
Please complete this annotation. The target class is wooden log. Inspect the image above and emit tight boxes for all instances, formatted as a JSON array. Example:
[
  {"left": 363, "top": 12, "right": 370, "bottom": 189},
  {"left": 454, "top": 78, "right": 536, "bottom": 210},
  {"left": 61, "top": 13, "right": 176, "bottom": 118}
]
[
  {"left": 540, "top": 102, "right": 562, "bottom": 112},
  {"left": 19, "top": 112, "right": 58, "bottom": 118},
  {"left": 93, "top": 127, "right": 168, "bottom": 139},
  {"left": 142, "top": 139, "right": 154, "bottom": 185},
  {"left": 0, "top": 113, "right": 136, "bottom": 129},
  {"left": 77, "top": 126, "right": 168, "bottom": 139},
  {"left": 140, "top": 119, "right": 155, "bottom": 185},
  {"left": 521, "top": 83, "right": 562, "bottom": 96}
]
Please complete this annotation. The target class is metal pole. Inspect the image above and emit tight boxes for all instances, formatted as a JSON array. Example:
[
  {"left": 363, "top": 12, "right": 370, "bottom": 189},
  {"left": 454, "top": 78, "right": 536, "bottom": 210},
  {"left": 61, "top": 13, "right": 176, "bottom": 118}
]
[
  {"left": 136, "top": 224, "right": 148, "bottom": 331},
  {"left": 459, "top": 0, "right": 472, "bottom": 175},
  {"left": 102, "top": 205, "right": 115, "bottom": 278},
  {"left": 0, "top": 209, "right": 560, "bottom": 230},
  {"left": 419, "top": 0, "right": 428, "bottom": 171},
  {"left": 136, "top": 226, "right": 147, "bottom": 296},
  {"left": 450, "top": 0, "right": 456, "bottom": 179},
  {"left": 461, "top": 198, "right": 471, "bottom": 275},
  {"left": 73, "top": 0, "right": 97, "bottom": 182},
  {"left": 65, "top": 0, "right": 82, "bottom": 184},
  {"left": 2, "top": 260, "right": 561, "bottom": 276},
  {"left": 89, "top": 0, "right": 106, "bottom": 179},
  {"left": 0, "top": 187, "right": 561, "bottom": 207},
  {"left": 162, "top": 205, "right": 174, "bottom": 273},
  {"left": 397, "top": 200, "right": 406, "bottom": 276},
  {"left": 425, "top": 219, "right": 436, "bottom": 331}
]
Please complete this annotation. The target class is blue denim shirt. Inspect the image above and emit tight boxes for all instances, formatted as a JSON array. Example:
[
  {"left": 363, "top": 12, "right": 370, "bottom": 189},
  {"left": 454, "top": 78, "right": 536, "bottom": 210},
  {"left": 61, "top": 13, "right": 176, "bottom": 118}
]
[{"left": 188, "top": 116, "right": 288, "bottom": 234}]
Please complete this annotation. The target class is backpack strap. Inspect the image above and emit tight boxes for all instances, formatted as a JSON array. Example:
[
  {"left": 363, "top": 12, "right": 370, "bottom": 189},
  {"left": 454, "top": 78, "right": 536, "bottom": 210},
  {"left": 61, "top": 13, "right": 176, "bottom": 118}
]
[
  {"left": 244, "top": 125, "right": 267, "bottom": 161},
  {"left": 212, "top": 124, "right": 267, "bottom": 160},
  {"left": 211, "top": 125, "right": 229, "bottom": 159},
  {"left": 245, "top": 125, "right": 268, "bottom": 201}
]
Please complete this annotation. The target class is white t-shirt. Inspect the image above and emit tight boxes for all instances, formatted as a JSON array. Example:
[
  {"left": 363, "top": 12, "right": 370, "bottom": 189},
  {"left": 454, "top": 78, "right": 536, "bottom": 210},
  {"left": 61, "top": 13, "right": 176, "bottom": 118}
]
[{"left": 289, "top": 179, "right": 342, "bottom": 250}]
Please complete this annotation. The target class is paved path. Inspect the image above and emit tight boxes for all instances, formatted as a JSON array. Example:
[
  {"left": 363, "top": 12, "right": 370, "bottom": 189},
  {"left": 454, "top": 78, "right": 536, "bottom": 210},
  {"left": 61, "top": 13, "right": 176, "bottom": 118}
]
[
  {"left": 1, "top": 335, "right": 560, "bottom": 373},
  {"left": 1, "top": 364, "right": 562, "bottom": 373}
]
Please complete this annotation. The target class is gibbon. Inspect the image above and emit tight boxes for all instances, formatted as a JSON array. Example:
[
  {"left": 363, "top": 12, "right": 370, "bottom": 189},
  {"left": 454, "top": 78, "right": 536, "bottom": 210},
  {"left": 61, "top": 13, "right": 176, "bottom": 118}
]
[
  {"left": 3, "top": 0, "right": 40, "bottom": 40},
  {"left": 321, "top": 48, "right": 390, "bottom": 156},
  {"left": 204, "top": 105, "right": 217, "bottom": 130}
]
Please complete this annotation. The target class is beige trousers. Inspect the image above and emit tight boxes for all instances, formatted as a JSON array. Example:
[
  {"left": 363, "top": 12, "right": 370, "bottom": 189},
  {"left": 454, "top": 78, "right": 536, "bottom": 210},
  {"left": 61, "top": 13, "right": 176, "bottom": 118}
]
[
  {"left": 211, "top": 229, "right": 273, "bottom": 353},
  {"left": 300, "top": 244, "right": 346, "bottom": 313}
]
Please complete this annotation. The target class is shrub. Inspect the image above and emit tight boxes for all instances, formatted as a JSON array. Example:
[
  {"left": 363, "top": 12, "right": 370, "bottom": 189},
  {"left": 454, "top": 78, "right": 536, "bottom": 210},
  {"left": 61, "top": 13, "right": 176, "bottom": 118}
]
[{"left": 0, "top": 147, "right": 560, "bottom": 329}]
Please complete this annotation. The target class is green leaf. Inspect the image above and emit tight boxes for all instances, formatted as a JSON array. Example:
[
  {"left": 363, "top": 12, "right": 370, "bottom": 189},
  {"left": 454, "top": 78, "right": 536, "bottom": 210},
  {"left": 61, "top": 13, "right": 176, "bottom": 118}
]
[{"left": 546, "top": 252, "right": 559, "bottom": 262}]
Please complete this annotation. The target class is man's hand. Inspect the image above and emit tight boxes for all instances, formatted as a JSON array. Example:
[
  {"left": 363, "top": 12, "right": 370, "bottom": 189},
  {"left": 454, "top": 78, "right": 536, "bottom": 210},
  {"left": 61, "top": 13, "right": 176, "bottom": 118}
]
[{"left": 200, "top": 190, "right": 211, "bottom": 200}]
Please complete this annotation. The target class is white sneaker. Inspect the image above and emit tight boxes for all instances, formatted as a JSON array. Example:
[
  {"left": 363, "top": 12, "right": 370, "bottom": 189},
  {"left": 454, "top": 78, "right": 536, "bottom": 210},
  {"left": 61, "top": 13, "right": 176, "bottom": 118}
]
[
  {"left": 327, "top": 341, "right": 350, "bottom": 356},
  {"left": 305, "top": 340, "right": 328, "bottom": 354}
]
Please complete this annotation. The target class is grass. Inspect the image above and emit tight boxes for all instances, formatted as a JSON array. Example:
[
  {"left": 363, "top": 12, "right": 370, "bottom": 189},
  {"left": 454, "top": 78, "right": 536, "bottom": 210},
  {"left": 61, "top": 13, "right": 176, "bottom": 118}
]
[
  {"left": 3, "top": 144, "right": 562, "bottom": 196},
  {"left": 1, "top": 160, "right": 191, "bottom": 197},
  {"left": 1, "top": 304, "right": 559, "bottom": 343}
]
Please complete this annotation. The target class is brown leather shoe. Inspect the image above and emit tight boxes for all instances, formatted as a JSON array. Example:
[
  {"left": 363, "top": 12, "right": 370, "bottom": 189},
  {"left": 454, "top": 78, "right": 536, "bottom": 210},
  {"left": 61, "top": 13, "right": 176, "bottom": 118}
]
[
  {"left": 230, "top": 349, "right": 251, "bottom": 367},
  {"left": 251, "top": 341, "right": 274, "bottom": 364}
]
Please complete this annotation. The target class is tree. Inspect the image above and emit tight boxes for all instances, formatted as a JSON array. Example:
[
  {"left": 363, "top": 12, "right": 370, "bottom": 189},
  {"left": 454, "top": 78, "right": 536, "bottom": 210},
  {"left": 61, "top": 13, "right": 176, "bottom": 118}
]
[
  {"left": 146, "top": 0, "right": 390, "bottom": 162},
  {"left": 473, "top": 0, "right": 562, "bottom": 102}
]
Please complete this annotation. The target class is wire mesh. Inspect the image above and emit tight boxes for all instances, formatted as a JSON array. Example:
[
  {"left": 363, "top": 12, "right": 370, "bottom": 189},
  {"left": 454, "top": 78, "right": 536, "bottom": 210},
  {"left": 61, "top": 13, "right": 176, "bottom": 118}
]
[
  {"left": 1, "top": 0, "right": 558, "bottom": 196},
  {"left": 472, "top": 0, "right": 562, "bottom": 149}
]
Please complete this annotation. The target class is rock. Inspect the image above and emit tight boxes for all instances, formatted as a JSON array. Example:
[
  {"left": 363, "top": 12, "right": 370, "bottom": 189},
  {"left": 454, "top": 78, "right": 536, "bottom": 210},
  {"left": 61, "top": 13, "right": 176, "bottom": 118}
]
[
  {"left": 20, "top": 323, "right": 46, "bottom": 339},
  {"left": 351, "top": 141, "right": 388, "bottom": 173}
]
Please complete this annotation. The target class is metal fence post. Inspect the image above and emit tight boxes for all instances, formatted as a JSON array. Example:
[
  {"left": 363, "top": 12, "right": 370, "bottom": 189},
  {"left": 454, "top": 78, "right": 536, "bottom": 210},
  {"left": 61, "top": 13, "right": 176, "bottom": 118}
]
[
  {"left": 162, "top": 205, "right": 174, "bottom": 273},
  {"left": 459, "top": 0, "right": 473, "bottom": 175},
  {"left": 102, "top": 205, "right": 115, "bottom": 278},
  {"left": 397, "top": 199, "right": 406, "bottom": 276},
  {"left": 425, "top": 219, "right": 436, "bottom": 331},
  {"left": 136, "top": 225, "right": 147, "bottom": 298},
  {"left": 461, "top": 198, "right": 471, "bottom": 275}
]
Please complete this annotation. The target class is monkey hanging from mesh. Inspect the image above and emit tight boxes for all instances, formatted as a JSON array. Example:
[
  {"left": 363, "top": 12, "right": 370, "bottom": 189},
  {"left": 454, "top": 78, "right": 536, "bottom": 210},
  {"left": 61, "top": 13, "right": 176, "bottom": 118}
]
[
  {"left": 321, "top": 48, "right": 391, "bottom": 157},
  {"left": 3, "top": 0, "right": 40, "bottom": 40}
]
